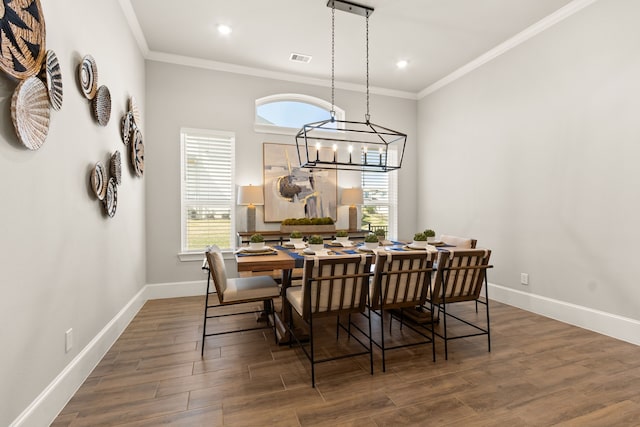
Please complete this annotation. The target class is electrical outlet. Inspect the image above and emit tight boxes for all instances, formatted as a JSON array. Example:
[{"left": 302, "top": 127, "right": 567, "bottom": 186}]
[
  {"left": 520, "top": 273, "right": 529, "bottom": 285},
  {"left": 65, "top": 328, "right": 73, "bottom": 353}
]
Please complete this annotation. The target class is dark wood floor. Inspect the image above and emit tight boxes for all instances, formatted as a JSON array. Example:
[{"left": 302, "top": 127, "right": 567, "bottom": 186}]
[{"left": 52, "top": 295, "right": 640, "bottom": 426}]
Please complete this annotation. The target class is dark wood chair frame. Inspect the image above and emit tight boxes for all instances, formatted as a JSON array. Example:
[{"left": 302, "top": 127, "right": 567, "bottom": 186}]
[
  {"left": 287, "top": 256, "right": 374, "bottom": 387},
  {"left": 201, "top": 250, "right": 278, "bottom": 356}
]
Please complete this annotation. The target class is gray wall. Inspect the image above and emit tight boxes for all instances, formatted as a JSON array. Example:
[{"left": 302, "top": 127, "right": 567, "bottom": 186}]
[
  {"left": 0, "top": 0, "right": 146, "bottom": 425},
  {"left": 145, "top": 61, "right": 417, "bottom": 284},
  {"left": 417, "top": 0, "right": 640, "bottom": 320}
]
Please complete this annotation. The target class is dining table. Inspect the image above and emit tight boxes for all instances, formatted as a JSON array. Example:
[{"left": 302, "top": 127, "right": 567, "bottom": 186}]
[{"left": 234, "top": 240, "right": 456, "bottom": 344}]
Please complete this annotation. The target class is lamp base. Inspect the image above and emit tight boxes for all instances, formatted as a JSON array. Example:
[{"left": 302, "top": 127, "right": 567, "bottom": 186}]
[
  {"left": 247, "top": 205, "right": 256, "bottom": 232},
  {"left": 348, "top": 205, "right": 357, "bottom": 231}
]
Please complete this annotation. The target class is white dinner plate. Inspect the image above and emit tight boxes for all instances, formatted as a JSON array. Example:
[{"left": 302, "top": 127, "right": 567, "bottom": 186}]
[
  {"left": 406, "top": 244, "right": 428, "bottom": 250},
  {"left": 241, "top": 246, "right": 272, "bottom": 253}
]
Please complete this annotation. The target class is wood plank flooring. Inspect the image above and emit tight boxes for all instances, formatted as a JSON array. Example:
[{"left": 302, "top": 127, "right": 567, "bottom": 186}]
[{"left": 52, "top": 296, "right": 640, "bottom": 426}]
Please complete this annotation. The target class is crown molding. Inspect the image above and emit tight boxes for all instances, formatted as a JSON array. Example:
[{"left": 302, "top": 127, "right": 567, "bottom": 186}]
[
  {"left": 145, "top": 51, "right": 418, "bottom": 100},
  {"left": 418, "top": 0, "right": 599, "bottom": 99},
  {"left": 118, "top": 0, "right": 149, "bottom": 56}
]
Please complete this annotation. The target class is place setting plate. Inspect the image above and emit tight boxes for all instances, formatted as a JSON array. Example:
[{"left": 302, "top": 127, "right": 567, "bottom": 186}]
[{"left": 236, "top": 246, "right": 276, "bottom": 255}]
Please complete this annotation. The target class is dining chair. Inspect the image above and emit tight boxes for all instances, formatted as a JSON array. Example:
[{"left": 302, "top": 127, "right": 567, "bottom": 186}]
[
  {"left": 439, "top": 234, "right": 477, "bottom": 249},
  {"left": 201, "top": 245, "right": 281, "bottom": 356},
  {"left": 286, "top": 254, "right": 374, "bottom": 387},
  {"left": 426, "top": 248, "right": 492, "bottom": 360},
  {"left": 367, "top": 251, "right": 436, "bottom": 372}
]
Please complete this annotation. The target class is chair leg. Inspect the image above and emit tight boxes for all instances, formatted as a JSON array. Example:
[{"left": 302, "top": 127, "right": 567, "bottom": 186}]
[
  {"left": 380, "top": 306, "right": 386, "bottom": 372},
  {"left": 309, "top": 313, "right": 316, "bottom": 388},
  {"left": 367, "top": 310, "right": 373, "bottom": 376},
  {"left": 201, "top": 274, "right": 211, "bottom": 357},
  {"left": 484, "top": 276, "right": 491, "bottom": 353}
]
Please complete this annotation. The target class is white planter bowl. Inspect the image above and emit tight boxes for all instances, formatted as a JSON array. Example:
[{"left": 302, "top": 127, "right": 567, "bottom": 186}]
[
  {"left": 309, "top": 243, "right": 325, "bottom": 253},
  {"left": 365, "top": 241, "right": 379, "bottom": 250},
  {"left": 289, "top": 237, "right": 304, "bottom": 245},
  {"left": 250, "top": 242, "right": 265, "bottom": 249},
  {"left": 427, "top": 236, "right": 437, "bottom": 243},
  {"left": 411, "top": 240, "right": 428, "bottom": 248},
  {"left": 336, "top": 236, "right": 349, "bottom": 242}
]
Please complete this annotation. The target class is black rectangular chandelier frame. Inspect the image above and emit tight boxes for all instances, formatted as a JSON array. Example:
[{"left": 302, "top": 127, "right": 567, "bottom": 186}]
[{"left": 295, "top": 118, "right": 407, "bottom": 173}]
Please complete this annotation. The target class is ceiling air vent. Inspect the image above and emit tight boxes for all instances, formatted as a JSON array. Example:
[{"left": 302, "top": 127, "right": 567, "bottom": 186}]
[{"left": 289, "top": 53, "right": 312, "bottom": 63}]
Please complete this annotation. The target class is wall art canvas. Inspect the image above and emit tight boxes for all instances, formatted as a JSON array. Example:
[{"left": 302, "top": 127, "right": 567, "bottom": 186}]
[{"left": 263, "top": 143, "right": 337, "bottom": 222}]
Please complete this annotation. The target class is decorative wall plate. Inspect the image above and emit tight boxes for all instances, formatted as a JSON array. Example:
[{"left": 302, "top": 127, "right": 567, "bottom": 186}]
[
  {"left": 0, "top": 0, "right": 47, "bottom": 79},
  {"left": 131, "top": 128, "right": 144, "bottom": 177},
  {"left": 120, "top": 111, "right": 133, "bottom": 145},
  {"left": 42, "top": 50, "right": 63, "bottom": 110},
  {"left": 91, "top": 161, "right": 108, "bottom": 200},
  {"left": 92, "top": 85, "right": 111, "bottom": 126},
  {"left": 129, "top": 96, "right": 141, "bottom": 127},
  {"left": 11, "top": 76, "right": 51, "bottom": 150},
  {"left": 103, "top": 177, "right": 117, "bottom": 218},
  {"left": 110, "top": 151, "right": 122, "bottom": 185},
  {"left": 78, "top": 55, "right": 98, "bottom": 99}
]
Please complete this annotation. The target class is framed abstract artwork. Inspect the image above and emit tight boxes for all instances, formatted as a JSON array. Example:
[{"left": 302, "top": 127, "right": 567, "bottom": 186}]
[{"left": 263, "top": 143, "right": 337, "bottom": 222}]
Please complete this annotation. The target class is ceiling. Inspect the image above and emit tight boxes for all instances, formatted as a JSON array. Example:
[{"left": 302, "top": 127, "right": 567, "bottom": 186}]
[{"left": 126, "top": 0, "right": 577, "bottom": 96}]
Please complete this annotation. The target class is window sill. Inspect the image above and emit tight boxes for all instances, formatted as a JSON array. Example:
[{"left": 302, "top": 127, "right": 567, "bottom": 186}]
[{"left": 178, "top": 251, "right": 235, "bottom": 262}]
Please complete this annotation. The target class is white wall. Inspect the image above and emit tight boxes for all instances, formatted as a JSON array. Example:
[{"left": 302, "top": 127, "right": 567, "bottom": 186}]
[
  {"left": 144, "top": 61, "right": 417, "bottom": 284},
  {"left": 1, "top": 1, "right": 147, "bottom": 425},
  {"left": 417, "top": 0, "right": 640, "bottom": 321}
]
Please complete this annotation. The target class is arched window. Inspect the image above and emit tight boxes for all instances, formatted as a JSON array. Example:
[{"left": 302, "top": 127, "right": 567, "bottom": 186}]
[{"left": 255, "top": 93, "right": 345, "bottom": 135}]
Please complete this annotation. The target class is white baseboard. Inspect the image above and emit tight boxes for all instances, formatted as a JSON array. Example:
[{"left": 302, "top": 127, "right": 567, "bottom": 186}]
[
  {"left": 11, "top": 280, "right": 207, "bottom": 427},
  {"left": 489, "top": 283, "right": 640, "bottom": 346}
]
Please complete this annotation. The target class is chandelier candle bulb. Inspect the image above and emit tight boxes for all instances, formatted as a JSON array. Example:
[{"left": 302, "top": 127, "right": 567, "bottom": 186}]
[
  {"left": 333, "top": 143, "right": 337, "bottom": 162},
  {"left": 316, "top": 142, "right": 321, "bottom": 161},
  {"left": 348, "top": 144, "right": 353, "bottom": 163},
  {"left": 363, "top": 146, "right": 368, "bottom": 164}
]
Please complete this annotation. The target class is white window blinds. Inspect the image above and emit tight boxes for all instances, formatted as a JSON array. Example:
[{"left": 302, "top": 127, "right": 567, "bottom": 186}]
[
  {"left": 181, "top": 129, "right": 235, "bottom": 252},
  {"left": 361, "top": 150, "right": 398, "bottom": 238}
]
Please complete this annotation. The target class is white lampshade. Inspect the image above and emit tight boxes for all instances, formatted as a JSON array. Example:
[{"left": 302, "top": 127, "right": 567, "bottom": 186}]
[
  {"left": 237, "top": 185, "right": 264, "bottom": 206},
  {"left": 341, "top": 188, "right": 363, "bottom": 206}
]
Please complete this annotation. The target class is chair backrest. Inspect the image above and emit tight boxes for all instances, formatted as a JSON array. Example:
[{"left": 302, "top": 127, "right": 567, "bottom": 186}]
[
  {"left": 300, "top": 255, "right": 373, "bottom": 320},
  {"left": 431, "top": 248, "right": 492, "bottom": 304},
  {"left": 370, "top": 251, "right": 434, "bottom": 310},
  {"left": 205, "top": 246, "right": 228, "bottom": 301},
  {"left": 439, "top": 234, "right": 477, "bottom": 249}
]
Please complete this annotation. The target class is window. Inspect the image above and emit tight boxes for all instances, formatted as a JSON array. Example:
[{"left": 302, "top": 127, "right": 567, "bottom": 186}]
[
  {"left": 361, "top": 150, "right": 398, "bottom": 238},
  {"left": 255, "top": 93, "right": 345, "bottom": 134},
  {"left": 181, "top": 128, "right": 235, "bottom": 252}
]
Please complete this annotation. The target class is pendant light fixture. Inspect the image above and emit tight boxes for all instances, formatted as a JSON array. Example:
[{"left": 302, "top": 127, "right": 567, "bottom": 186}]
[{"left": 295, "top": 0, "right": 407, "bottom": 173}]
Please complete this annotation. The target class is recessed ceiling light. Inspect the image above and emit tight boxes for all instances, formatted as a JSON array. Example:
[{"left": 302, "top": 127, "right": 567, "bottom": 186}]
[
  {"left": 396, "top": 60, "right": 408, "bottom": 69},
  {"left": 217, "top": 24, "right": 232, "bottom": 36}
]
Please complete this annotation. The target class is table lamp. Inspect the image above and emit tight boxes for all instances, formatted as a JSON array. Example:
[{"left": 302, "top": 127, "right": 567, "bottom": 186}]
[
  {"left": 341, "top": 187, "right": 363, "bottom": 231},
  {"left": 237, "top": 185, "right": 264, "bottom": 232}
]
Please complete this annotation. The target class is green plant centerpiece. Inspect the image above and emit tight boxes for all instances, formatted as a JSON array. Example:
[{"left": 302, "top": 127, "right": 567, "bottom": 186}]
[
  {"left": 423, "top": 229, "right": 436, "bottom": 243},
  {"left": 308, "top": 234, "right": 325, "bottom": 253},
  {"left": 280, "top": 217, "right": 336, "bottom": 233},
  {"left": 374, "top": 228, "right": 386, "bottom": 241},
  {"left": 249, "top": 233, "right": 265, "bottom": 249},
  {"left": 412, "top": 232, "right": 428, "bottom": 248},
  {"left": 335, "top": 229, "right": 349, "bottom": 241},
  {"left": 289, "top": 230, "right": 304, "bottom": 244},
  {"left": 364, "top": 233, "right": 379, "bottom": 250}
]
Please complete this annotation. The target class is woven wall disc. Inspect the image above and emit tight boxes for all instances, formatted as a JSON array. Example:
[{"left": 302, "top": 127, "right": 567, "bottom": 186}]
[
  {"left": 42, "top": 50, "right": 63, "bottom": 110},
  {"left": 131, "top": 127, "right": 144, "bottom": 177},
  {"left": 91, "top": 161, "right": 108, "bottom": 200},
  {"left": 0, "top": 0, "right": 47, "bottom": 79},
  {"left": 110, "top": 151, "right": 122, "bottom": 185},
  {"left": 10, "top": 76, "right": 51, "bottom": 150},
  {"left": 78, "top": 55, "right": 98, "bottom": 99},
  {"left": 120, "top": 111, "right": 134, "bottom": 145},
  {"left": 92, "top": 85, "right": 111, "bottom": 126},
  {"left": 103, "top": 177, "right": 117, "bottom": 218},
  {"left": 129, "top": 96, "right": 141, "bottom": 127}
]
